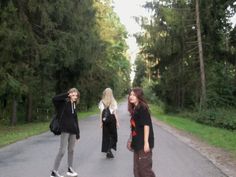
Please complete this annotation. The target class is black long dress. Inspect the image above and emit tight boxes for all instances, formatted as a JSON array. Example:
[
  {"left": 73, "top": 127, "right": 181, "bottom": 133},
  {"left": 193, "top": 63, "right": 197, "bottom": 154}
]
[{"left": 101, "top": 113, "right": 118, "bottom": 153}]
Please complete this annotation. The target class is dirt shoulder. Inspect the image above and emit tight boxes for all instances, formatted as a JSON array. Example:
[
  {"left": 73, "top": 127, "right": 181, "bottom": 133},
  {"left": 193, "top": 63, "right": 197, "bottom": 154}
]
[{"left": 152, "top": 118, "right": 236, "bottom": 177}]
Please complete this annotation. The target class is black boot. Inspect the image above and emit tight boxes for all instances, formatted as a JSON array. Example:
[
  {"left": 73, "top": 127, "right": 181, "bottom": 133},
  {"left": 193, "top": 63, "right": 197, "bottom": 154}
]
[{"left": 106, "top": 149, "right": 114, "bottom": 158}]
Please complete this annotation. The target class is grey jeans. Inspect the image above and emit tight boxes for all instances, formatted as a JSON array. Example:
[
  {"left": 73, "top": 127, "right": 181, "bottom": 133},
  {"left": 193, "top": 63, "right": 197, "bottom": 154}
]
[{"left": 53, "top": 133, "right": 76, "bottom": 170}]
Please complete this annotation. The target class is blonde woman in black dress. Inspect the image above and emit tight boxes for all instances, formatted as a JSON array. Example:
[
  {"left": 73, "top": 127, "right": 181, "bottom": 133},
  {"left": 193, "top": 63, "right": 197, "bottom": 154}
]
[{"left": 99, "top": 88, "right": 119, "bottom": 158}]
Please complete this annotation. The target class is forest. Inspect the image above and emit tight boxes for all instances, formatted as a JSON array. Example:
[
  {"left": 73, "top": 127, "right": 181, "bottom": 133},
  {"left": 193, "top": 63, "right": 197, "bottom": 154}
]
[
  {"left": 1, "top": 0, "right": 236, "bottom": 131},
  {"left": 0, "top": 0, "right": 130, "bottom": 125},
  {"left": 133, "top": 0, "right": 236, "bottom": 130}
]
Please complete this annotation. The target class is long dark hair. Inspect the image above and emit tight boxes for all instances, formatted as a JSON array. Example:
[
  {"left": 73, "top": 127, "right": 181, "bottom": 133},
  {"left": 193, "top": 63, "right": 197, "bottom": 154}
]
[{"left": 128, "top": 87, "right": 149, "bottom": 114}]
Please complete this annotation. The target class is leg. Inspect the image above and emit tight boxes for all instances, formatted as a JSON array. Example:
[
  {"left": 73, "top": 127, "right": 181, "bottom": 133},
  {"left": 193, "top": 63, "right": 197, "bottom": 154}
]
[
  {"left": 106, "top": 122, "right": 116, "bottom": 158},
  {"left": 133, "top": 151, "right": 141, "bottom": 177},
  {"left": 109, "top": 117, "right": 118, "bottom": 151},
  {"left": 68, "top": 134, "right": 76, "bottom": 168},
  {"left": 53, "top": 133, "right": 69, "bottom": 170},
  {"left": 101, "top": 124, "right": 109, "bottom": 153},
  {"left": 138, "top": 150, "right": 156, "bottom": 177}
]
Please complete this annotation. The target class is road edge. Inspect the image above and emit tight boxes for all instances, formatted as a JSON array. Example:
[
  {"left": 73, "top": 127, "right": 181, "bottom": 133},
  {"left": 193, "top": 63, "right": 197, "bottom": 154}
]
[{"left": 152, "top": 117, "right": 236, "bottom": 177}]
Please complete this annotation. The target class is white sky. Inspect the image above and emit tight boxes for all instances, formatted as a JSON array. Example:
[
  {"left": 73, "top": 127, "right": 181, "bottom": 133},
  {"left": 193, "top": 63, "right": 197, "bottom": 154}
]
[
  {"left": 231, "top": 15, "right": 236, "bottom": 27},
  {"left": 113, "top": 0, "right": 150, "bottom": 82}
]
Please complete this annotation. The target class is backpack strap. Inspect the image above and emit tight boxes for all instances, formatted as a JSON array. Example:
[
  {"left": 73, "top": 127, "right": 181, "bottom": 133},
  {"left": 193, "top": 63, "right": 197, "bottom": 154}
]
[{"left": 102, "top": 101, "right": 109, "bottom": 109}]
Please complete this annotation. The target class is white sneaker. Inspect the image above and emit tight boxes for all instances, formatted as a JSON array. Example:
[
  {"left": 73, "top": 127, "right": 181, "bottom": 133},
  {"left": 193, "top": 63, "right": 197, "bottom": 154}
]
[
  {"left": 50, "top": 170, "right": 64, "bottom": 177},
  {"left": 66, "top": 167, "right": 78, "bottom": 177}
]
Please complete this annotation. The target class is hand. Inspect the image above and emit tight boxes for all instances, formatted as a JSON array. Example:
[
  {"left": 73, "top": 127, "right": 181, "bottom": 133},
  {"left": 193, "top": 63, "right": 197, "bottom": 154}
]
[
  {"left": 144, "top": 142, "right": 150, "bottom": 153},
  {"left": 127, "top": 139, "right": 133, "bottom": 152},
  {"left": 100, "top": 122, "right": 103, "bottom": 128},
  {"left": 68, "top": 92, "right": 72, "bottom": 98}
]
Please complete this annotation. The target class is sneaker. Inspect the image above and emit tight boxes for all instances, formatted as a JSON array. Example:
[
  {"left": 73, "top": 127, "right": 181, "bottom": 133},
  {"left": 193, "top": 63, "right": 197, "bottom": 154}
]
[
  {"left": 66, "top": 167, "right": 78, "bottom": 177},
  {"left": 50, "top": 170, "right": 64, "bottom": 177},
  {"left": 106, "top": 150, "right": 114, "bottom": 158}
]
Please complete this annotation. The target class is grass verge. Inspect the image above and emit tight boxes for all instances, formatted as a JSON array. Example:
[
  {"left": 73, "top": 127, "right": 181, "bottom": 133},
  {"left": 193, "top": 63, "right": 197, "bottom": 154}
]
[
  {"left": 0, "top": 122, "right": 49, "bottom": 148},
  {"left": 150, "top": 104, "right": 236, "bottom": 156},
  {"left": 79, "top": 105, "right": 99, "bottom": 119},
  {"left": 0, "top": 107, "right": 99, "bottom": 148}
]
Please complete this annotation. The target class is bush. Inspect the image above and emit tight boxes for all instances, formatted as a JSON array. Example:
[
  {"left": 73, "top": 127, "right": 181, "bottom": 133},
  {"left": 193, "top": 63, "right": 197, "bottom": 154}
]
[
  {"left": 141, "top": 79, "right": 166, "bottom": 113},
  {"left": 142, "top": 79, "right": 158, "bottom": 103},
  {"left": 194, "top": 108, "right": 236, "bottom": 130}
]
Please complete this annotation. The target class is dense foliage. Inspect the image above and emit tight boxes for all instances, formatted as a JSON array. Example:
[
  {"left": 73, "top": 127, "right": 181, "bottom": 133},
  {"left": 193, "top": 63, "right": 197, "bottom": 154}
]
[
  {"left": 134, "top": 0, "right": 236, "bottom": 130},
  {"left": 0, "top": 0, "right": 130, "bottom": 125}
]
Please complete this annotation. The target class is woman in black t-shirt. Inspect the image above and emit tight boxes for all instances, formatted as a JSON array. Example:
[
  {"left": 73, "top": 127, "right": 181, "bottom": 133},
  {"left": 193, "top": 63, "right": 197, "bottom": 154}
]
[{"left": 127, "top": 87, "right": 156, "bottom": 177}]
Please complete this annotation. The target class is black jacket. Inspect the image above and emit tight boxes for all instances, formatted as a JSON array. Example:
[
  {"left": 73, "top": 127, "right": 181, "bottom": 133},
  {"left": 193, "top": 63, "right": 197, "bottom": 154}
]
[{"left": 52, "top": 93, "right": 80, "bottom": 139}]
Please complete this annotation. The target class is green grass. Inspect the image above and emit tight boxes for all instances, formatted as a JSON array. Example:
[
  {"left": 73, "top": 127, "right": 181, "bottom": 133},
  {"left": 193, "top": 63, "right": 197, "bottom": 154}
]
[
  {"left": 0, "top": 122, "right": 49, "bottom": 148},
  {"left": 150, "top": 104, "right": 236, "bottom": 156},
  {"left": 0, "top": 107, "right": 99, "bottom": 148},
  {"left": 79, "top": 105, "right": 99, "bottom": 119}
]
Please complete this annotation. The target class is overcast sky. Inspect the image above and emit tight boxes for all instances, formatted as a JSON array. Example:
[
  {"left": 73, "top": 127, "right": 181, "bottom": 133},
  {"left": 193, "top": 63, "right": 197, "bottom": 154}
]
[{"left": 113, "top": 0, "right": 149, "bottom": 81}]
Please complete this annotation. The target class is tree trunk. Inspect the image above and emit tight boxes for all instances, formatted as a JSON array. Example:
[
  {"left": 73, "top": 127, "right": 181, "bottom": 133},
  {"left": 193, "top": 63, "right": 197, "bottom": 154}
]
[
  {"left": 27, "top": 93, "right": 33, "bottom": 122},
  {"left": 11, "top": 98, "right": 17, "bottom": 126},
  {"left": 196, "top": 0, "right": 206, "bottom": 109}
]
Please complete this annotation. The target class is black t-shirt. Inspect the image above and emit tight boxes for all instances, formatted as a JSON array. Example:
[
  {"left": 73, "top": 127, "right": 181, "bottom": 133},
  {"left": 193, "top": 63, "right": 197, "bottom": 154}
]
[{"left": 130, "top": 105, "right": 154, "bottom": 151}]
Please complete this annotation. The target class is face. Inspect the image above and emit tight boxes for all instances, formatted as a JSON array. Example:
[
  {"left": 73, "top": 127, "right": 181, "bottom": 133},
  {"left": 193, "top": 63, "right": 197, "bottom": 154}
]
[
  {"left": 69, "top": 91, "right": 78, "bottom": 102},
  {"left": 106, "top": 89, "right": 112, "bottom": 96},
  {"left": 129, "top": 91, "right": 139, "bottom": 105},
  {"left": 104, "top": 89, "right": 112, "bottom": 99}
]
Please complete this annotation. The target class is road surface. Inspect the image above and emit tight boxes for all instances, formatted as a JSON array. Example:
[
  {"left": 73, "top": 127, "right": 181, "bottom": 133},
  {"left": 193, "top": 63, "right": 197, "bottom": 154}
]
[{"left": 0, "top": 102, "right": 227, "bottom": 177}]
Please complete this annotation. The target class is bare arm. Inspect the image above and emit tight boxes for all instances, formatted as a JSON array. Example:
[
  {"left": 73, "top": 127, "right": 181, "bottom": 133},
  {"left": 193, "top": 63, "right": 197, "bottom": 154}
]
[
  {"left": 99, "top": 111, "right": 103, "bottom": 128},
  {"left": 114, "top": 110, "right": 120, "bottom": 128},
  {"left": 144, "top": 125, "right": 150, "bottom": 153},
  {"left": 98, "top": 101, "right": 104, "bottom": 128},
  {"left": 127, "top": 133, "right": 133, "bottom": 151}
]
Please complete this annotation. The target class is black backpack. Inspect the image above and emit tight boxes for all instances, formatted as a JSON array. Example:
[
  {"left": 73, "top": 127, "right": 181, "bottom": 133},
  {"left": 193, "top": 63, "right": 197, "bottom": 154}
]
[{"left": 102, "top": 104, "right": 111, "bottom": 123}]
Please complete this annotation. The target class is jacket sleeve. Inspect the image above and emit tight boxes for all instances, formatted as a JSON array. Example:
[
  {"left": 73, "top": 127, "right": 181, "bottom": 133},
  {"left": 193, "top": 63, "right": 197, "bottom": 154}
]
[
  {"left": 73, "top": 107, "right": 80, "bottom": 139},
  {"left": 52, "top": 93, "right": 68, "bottom": 104},
  {"left": 75, "top": 118, "right": 80, "bottom": 139},
  {"left": 76, "top": 126, "right": 80, "bottom": 139}
]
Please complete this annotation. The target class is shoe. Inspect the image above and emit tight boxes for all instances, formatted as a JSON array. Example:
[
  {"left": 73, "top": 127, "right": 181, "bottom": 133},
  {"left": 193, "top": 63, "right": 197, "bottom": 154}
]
[
  {"left": 106, "top": 150, "right": 114, "bottom": 158},
  {"left": 50, "top": 170, "right": 64, "bottom": 177},
  {"left": 66, "top": 167, "right": 78, "bottom": 177}
]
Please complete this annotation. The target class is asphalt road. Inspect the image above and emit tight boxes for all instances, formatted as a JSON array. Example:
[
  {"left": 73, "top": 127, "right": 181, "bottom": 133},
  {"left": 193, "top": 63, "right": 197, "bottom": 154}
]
[{"left": 0, "top": 102, "right": 227, "bottom": 177}]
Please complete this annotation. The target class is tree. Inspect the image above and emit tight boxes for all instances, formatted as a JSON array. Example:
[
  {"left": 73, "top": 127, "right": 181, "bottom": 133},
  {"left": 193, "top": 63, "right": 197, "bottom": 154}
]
[
  {"left": 135, "top": 0, "right": 236, "bottom": 110},
  {"left": 195, "top": 0, "right": 206, "bottom": 108},
  {"left": 0, "top": 0, "right": 130, "bottom": 124}
]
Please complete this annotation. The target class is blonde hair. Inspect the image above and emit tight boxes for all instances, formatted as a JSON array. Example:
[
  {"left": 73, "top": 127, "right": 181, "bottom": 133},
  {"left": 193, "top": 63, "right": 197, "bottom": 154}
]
[
  {"left": 101, "top": 88, "right": 117, "bottom": 109},
  {"left": 68, "top": 88, "right": 80, "bottom": 104}
]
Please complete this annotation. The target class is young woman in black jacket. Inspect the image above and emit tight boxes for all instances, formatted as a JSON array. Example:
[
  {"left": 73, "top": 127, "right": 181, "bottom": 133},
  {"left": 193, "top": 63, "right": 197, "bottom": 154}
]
[
  {"left": 50, "top": 88, "right": 80, "bottom": 177},
  {"left": 127, "top": 87, "right": 156, "bottom": 177}
]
